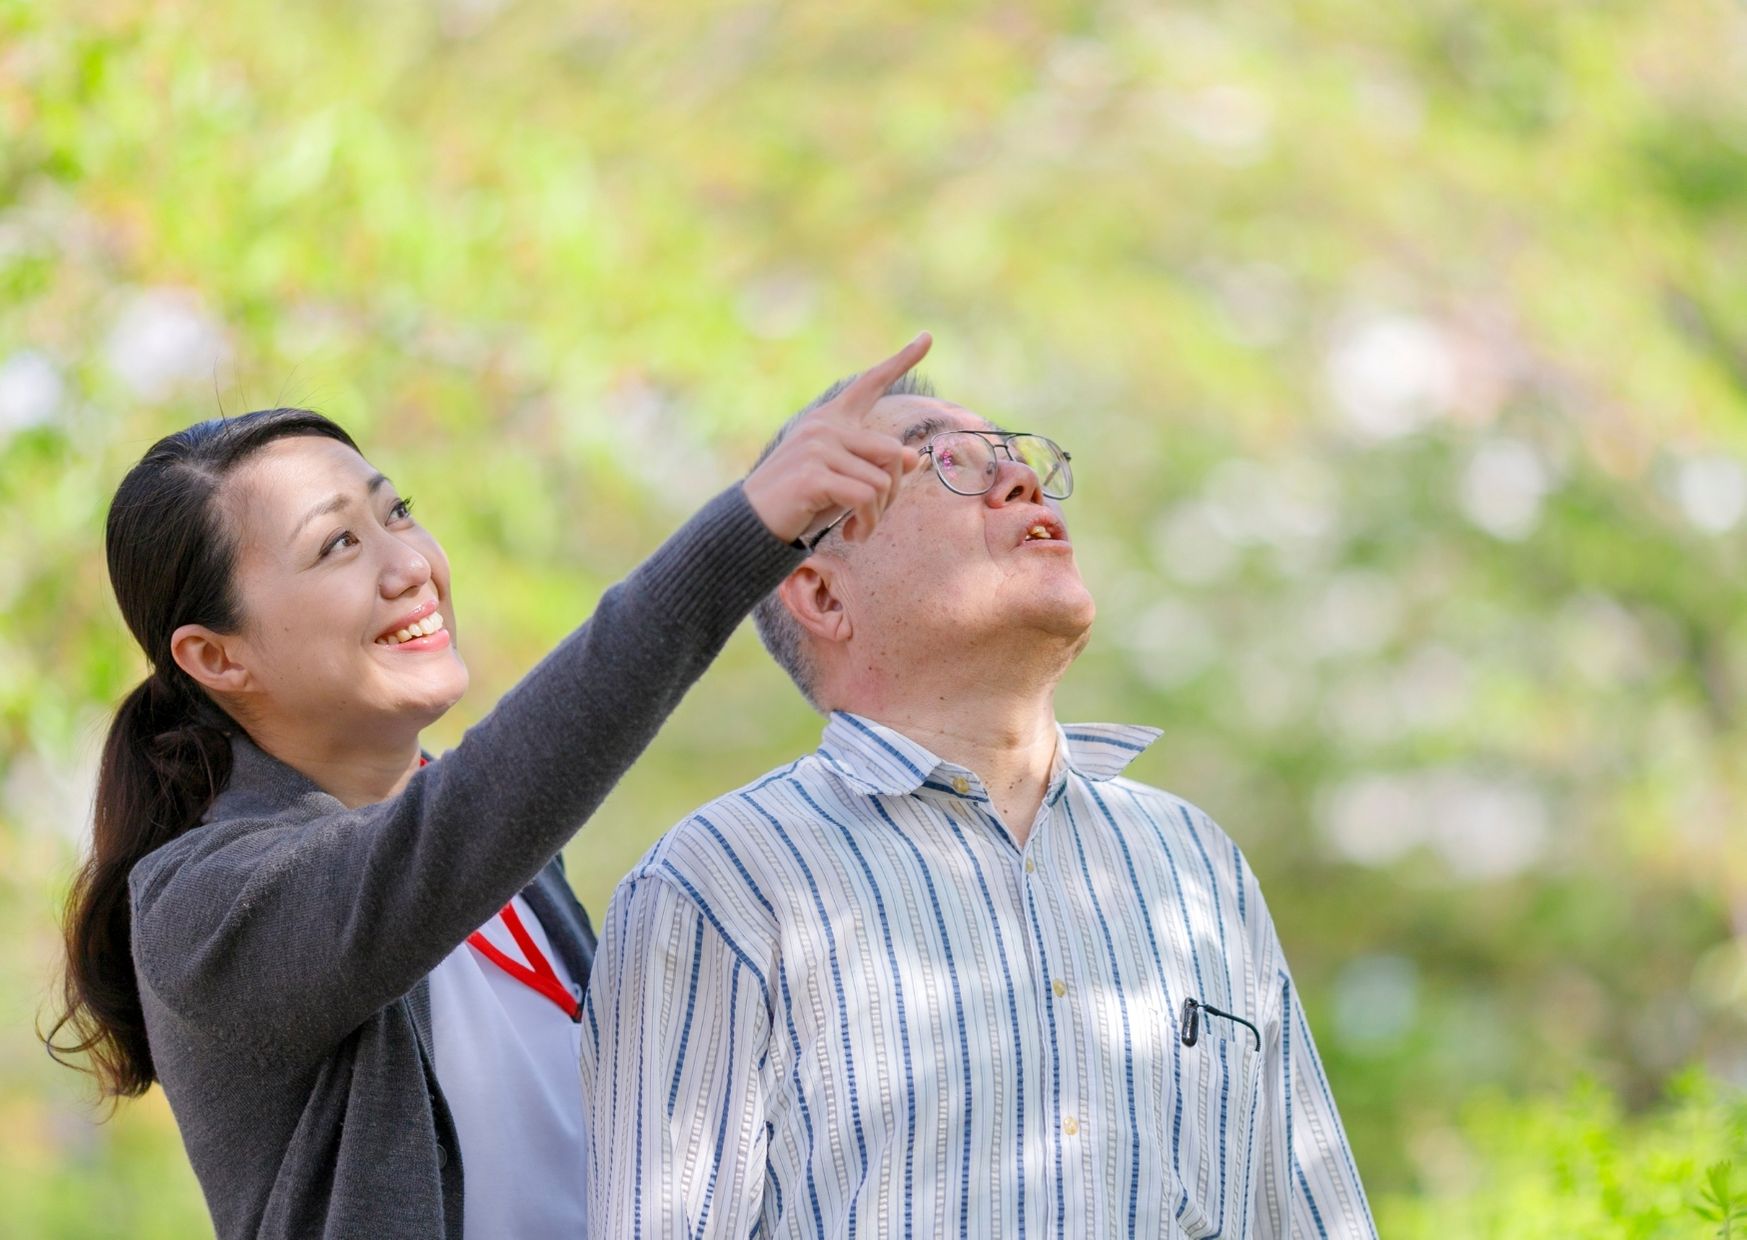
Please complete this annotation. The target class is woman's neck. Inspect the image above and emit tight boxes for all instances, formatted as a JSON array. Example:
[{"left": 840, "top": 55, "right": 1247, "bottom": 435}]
[{"left": 251, "top": 724, "right": 426, "bottom": 809}]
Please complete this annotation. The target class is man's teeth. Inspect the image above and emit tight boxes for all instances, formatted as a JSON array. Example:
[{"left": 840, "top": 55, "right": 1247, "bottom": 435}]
[
  {"left": 1026, "top": 524, "right": 1054, "bottom": 541},
  {"left": 377, "top": 612, "right": 445, "bottom": 645}
]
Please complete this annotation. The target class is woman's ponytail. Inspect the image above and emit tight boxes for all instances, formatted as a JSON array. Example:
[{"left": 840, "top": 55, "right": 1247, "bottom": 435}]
[
  {"left": 43, "top": 407, "right": 358, "bottom": 1099},
  {"left": 47, "top": 669, "right": 233, "bottom": 1096}
]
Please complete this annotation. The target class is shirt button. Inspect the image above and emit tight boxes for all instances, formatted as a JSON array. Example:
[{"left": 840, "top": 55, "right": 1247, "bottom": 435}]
[
  {"left": 1062, "top": 1116, "right": 1080, "bottom": 1136},
  {"left": 951, "top": 776, "right": 971, "bottom": 795},
  {"left": 1053, "top": 978, "right": 1068, "bottom": 998},
  {"left": 436, "top": 1143, "right": 448, "bottom": 1168},
  {"left": 1024, "top": 857, "right": 1036, "bottom": 874}
]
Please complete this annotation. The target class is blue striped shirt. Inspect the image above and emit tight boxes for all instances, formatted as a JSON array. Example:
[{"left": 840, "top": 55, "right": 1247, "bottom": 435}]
[{"left": 580, "top": 712, "right": 1376, "bottom": 1238}]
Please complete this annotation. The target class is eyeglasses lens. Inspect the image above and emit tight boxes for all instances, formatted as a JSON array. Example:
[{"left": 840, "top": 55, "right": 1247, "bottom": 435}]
[
  {"left": 1012, "top": 435, "right": 1072, "bottom": 499},
  {"left": 932, "top": 433, "right": 1000, "bottom": 496},
  {"left": 929, "top": 431, "right": 1072, "bottom": 499}
]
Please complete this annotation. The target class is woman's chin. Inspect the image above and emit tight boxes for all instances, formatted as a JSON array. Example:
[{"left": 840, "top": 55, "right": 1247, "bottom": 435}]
[{"left": 398, "top": 663, "right": 470, "bottom": 722}]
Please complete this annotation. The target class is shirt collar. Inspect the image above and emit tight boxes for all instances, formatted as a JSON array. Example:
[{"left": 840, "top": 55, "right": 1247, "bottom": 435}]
[{"left": 816, "top": 711, "right": 1162, "bottom": 798}]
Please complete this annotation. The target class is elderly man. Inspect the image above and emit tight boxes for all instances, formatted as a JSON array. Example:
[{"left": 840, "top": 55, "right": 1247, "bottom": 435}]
[{"left": 580, "top": 378, "right": 1376, "bottom": 1238}]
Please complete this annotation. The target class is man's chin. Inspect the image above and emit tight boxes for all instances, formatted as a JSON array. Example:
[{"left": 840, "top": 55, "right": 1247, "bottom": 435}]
[
  {"left": 1037, "top": 586, "right": 1095, "bottom": 637},
  {"left": 1005, "top": 593, "right": 1095, "bottom": 647}
]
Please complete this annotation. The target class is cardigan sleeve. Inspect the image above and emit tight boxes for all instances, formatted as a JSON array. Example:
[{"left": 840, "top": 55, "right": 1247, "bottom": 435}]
[{"left": 129, "top": 482, "right": 804, "bottom": 1061}]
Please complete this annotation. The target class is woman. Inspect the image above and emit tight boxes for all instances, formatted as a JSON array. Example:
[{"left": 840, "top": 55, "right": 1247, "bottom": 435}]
[{"left": 46, "top": 333, "right": 928, "bottom": 1239}]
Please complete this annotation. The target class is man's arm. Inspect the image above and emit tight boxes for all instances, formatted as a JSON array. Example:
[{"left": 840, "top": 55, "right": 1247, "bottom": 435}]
[
  {"left": 1250, "top": 919, "right": 1378, "bottom": 1238},
  {"left": 582, "top": 869, "right": 772, "bottom": 1238}
]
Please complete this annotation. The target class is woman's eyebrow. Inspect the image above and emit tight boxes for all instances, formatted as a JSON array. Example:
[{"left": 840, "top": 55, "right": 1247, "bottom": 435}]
[{"left": 288, "top": 474, "right": 391, "bottom": 546}]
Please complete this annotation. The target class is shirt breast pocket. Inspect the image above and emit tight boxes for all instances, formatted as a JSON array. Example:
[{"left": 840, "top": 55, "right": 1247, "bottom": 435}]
[{"left": 1173, "top": 1012, "right": 1263, "bottom": 1239}]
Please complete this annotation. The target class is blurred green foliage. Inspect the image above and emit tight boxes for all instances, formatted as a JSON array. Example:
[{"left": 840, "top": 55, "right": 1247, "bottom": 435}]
[{"left": 4, "top": 0, "right": 1746, "bottom": 1233}]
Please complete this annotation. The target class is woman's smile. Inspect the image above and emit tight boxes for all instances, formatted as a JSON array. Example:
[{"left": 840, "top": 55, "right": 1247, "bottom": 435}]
[
  {"left": 375, "top": 605, "right": 449, "bottom": 648},
  {"left": 378, "top": 619, "right": 451, "bottom": 651}
]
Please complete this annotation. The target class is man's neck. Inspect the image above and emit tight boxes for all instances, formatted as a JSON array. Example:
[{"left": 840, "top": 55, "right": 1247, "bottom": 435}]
[{"left": 852, "top": 685, "right": 1063, "bottom": 847}]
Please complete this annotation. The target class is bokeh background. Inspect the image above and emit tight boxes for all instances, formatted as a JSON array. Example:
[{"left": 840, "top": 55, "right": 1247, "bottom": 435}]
[{"left": 5, "top": 0, "right": 1747, "bottom": 1234}]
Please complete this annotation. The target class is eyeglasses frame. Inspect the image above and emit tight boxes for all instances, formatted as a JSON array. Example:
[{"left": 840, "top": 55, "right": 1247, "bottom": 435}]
[{"left": 802, "top": 429, "right": 1073, "bottom": 552}]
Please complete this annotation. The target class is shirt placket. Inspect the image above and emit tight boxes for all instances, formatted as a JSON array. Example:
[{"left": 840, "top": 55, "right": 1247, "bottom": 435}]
[
  {"left": 1015, "top": 777, "right": 1091, "bottom": 1236},
  {"left": 930, "top": 762, "right": 1063, "bottom": 1237}
]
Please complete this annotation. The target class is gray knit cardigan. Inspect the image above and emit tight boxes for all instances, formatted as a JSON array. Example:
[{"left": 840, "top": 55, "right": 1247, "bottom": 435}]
[{"left": 128, "top": 483, "right": 803, "bottom": 1238}]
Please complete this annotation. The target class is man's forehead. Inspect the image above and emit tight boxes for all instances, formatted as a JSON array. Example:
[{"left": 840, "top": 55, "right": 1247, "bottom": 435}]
[{"left": 868, "top": 395, "right": 998, "bottom": 442}]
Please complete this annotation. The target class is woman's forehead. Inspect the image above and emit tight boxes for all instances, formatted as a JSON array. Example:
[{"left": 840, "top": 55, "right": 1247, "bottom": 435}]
[
  {"left": 232, "top": 437, "right": 377, "bottom": 505},
  {"left": 222, "top": 436, "right": 381, "bottom": 555}
]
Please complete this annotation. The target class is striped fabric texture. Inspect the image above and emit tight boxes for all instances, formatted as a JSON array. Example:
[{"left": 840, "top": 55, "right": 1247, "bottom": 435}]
[{"left": 581, "top": 712, "right": 1376, "bottom": 1239}]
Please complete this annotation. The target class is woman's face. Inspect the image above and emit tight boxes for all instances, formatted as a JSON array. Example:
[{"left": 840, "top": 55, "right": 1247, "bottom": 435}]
[{"left": 213, "top": 435, "right": 469, "bottom": 740}]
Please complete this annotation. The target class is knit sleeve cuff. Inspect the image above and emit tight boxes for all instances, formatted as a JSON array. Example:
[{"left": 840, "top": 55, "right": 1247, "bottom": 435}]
[{"left": 625, "top": 481, "right": 810, "bottom": 638}]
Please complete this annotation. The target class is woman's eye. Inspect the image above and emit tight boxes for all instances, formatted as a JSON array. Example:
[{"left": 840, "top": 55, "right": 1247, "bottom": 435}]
[
  {"left": 390, "top": 497, "right": 416, "bottom": 521},
  {"left": 321, "top": 531, "right": 359, "bottom": 558}
]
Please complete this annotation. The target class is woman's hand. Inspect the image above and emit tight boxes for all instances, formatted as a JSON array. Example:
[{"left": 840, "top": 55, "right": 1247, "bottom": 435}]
[{"left": 743, "top": 333, "right": 932, "bottom": 545}]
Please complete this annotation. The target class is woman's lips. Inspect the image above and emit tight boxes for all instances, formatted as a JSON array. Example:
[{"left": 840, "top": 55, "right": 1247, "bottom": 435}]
[
  {"left": 377, "top": 608, "right": 446, "bottom": 646},
  {"left": 381, "top": 626, "right": 452, "bottom": 652}
]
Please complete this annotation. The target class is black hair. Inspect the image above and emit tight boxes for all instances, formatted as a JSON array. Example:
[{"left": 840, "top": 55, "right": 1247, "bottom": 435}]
[{"left": 44, "top": 408, "right": 359, "bottom": 1099}]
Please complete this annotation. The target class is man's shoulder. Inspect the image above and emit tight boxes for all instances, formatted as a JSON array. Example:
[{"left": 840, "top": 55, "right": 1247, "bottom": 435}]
[
  {"left": 621, "top": 753, "right": 835, "bottom": 902},
  {"left": 1096, "top": 776, "right": 1245, "bottom": 857}
]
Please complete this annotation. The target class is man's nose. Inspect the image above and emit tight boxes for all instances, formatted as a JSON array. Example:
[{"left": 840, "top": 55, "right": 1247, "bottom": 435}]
[{"left": 984, "top": 457, "right": 1043, "bottom": 508}]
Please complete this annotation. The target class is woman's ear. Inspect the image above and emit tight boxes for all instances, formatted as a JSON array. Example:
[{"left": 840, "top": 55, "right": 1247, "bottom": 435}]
[
  {"left": 778, "top": 562, "right": 852, "bottom": 646},
  {"left": 169, "top": 624, "right": 253, "bottom": 697}
]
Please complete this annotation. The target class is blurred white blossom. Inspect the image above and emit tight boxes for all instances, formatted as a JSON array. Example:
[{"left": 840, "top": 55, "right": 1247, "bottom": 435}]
[
  {"left": 1166, "top": 83, "right": 1273, "bottom": 165},
  {"left": 1674, "top": 454, "right": 1747, "bottom": 533},
  {"left": 1392, "top": 643, "right": 1471, "bottom": 731},
  {"left": 1318, "top": 768, "right": 1550, "bottom": 877},
  {"left": 1235, "top": 644, "right": 1315, "bottom": 730},
  {"left": 1325, "top": 314, "right": 1457, "bottom": 440},
  {"left": 6, "top": 727, "right": 104, "bottom": 845},
  {"left": 1324, "top": 675, "right": 1403, "bottom": 745},
  {"left": 1459, "top": 437, "right": 1551, "bottom": 541},
  {"left": 1151, "top": 501, "right": 1241, "bottom": 584},
  {"left": 1318, "top": 772, "right": 1421, "bottom": 865},
  {"left": 1125, "top": 597, "right": 1219, "bottom": 689},
  {"left": 1200, "top": 456, "right": 1339, "bottom": 556},
  {"left": 0, "top": 349, "right": 64, "bottom": 434},
  {"left": 1308, "top": 569, "right": 1403, "bottom": 658},
  {"left": 1555, "top": 594, "right": 1652, "bottom": 687},
  {"left": 104, "top": 287, "right": 229, "bottom": 401}
]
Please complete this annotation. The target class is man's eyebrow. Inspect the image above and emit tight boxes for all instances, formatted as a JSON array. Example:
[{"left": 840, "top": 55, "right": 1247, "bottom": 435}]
[
  {"left": 899, "top": 417, "right": 950, "bottom": 445},
  {"left": 900, "top": 416, "right": 1001, "bottom": 444},
  {"left": 289, "top": 473, "right": 391, "bottom": 546}
]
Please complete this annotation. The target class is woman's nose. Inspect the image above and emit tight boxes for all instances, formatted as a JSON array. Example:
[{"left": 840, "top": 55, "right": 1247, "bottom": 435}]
[{"left": 381, "top": 541, "right": 432, "bottom": 595}]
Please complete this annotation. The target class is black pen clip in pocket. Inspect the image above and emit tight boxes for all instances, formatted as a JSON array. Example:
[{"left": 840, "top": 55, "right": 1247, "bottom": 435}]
[{"left": 1179, "top": 997, "right": 1261, "bottom": 1051}]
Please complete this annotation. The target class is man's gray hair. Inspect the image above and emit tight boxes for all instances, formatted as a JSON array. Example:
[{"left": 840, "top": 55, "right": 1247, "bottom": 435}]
[{"left": 751, "top": 370, "right": 936, "bottom": 712}]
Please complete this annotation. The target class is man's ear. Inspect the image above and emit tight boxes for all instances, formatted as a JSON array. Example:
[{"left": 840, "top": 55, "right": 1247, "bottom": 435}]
[
  {"left": 778, "top": 561, "right": 852, "bottom": 646},
  {"left": 169, "top": 623, "right": 254, "bottom": 698}
]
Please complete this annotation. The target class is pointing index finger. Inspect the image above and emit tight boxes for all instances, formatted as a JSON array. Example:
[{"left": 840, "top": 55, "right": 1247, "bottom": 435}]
[{"left": 830, "top": 332, "right": 933, "bottom": 423}]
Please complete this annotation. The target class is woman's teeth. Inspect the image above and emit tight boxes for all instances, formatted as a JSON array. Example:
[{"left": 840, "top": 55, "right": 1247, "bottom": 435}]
[
  {"left": 1026, "top": 524, "right": 1054, "bottom": 541},
  {"left": 377, "top": 612, "right": 445, "bottom": 646}
]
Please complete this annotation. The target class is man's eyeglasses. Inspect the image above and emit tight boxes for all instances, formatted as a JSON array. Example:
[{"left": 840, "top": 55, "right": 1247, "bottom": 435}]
[{"left": 804, "top": 430, "right": 1073, "bottom": 551}]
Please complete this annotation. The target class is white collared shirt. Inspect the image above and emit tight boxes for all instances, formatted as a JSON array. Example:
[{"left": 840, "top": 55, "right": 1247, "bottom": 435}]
[
  {"left": 428, "top": 894, "right": 588, "bottom": 1239},
  {"left": 581, "top": 712, "right": 1376, "bottom": 1239}
]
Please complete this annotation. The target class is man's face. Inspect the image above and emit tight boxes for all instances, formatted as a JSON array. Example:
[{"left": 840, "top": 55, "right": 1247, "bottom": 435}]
[{"left": 818, "top": 395, "right": 1096, "bottom": 661}]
